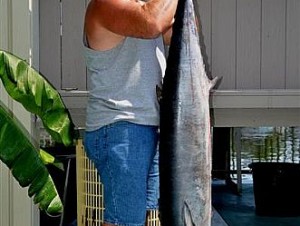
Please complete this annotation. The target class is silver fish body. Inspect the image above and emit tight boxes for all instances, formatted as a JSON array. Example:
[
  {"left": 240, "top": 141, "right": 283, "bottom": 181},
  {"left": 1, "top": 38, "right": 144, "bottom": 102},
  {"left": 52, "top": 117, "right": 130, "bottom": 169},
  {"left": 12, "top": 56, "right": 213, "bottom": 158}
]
[{"left": 159, "top": 0, "right": 217, "bottom": 225}]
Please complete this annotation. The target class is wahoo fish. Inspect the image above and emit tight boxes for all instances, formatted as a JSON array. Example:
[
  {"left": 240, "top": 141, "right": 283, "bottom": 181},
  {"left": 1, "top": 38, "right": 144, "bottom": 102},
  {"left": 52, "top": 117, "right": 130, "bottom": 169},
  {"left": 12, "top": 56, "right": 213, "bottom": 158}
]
[{"left": 159, "top": 0, "right": 218, "bottom": 224}]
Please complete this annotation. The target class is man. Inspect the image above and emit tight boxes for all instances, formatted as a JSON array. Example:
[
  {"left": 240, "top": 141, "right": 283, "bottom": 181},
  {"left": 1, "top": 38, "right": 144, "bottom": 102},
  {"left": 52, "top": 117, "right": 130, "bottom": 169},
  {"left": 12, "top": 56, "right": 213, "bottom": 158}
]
[{"left": 83, "top": 0, "right": 177, "bottom": 225}]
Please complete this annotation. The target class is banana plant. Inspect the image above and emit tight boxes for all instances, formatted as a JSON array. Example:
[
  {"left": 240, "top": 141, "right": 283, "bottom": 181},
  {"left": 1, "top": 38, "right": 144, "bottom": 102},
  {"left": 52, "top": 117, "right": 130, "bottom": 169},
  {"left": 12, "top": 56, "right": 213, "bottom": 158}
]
[
  {"left": 0, "top": 50, "right": 77, "bottom": 214},
  {"left": 0, "top": 50, "right": 77, "bottom": 146},
  {"left": 0, "top": 100, "right": 63, "bottom": 214}
]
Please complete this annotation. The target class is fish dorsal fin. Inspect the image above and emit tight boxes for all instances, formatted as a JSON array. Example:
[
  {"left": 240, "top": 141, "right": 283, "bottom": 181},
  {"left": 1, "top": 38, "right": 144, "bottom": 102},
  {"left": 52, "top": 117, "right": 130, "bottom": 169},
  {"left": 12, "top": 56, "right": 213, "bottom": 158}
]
[{"left": 209, "top": 76, "right": 220, "bottom": 90}]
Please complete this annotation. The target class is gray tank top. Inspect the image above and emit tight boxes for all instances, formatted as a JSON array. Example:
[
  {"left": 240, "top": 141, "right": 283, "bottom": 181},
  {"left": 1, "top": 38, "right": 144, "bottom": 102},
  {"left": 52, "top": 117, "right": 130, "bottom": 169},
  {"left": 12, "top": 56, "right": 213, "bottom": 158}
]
[{"left": 84, "top": 36, "right": 166, "bottom": 131}]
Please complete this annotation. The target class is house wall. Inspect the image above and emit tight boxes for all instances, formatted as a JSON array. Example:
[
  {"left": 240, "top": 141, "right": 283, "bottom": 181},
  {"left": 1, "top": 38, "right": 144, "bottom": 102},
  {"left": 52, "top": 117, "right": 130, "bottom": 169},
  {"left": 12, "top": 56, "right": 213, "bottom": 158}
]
[
  {"left": 39, "top": 0, "right": 88, "bottom": 91},
  {"left": 38, "top": 0, "right": 300, "bottom": 128},
  {"left": 39, "top": 0, "right": 300, "bottom": 91},
  {"left": 0, "top": 0, "right": 39, "bottom": 226},
  {"left": 1, "top": 1, "right": 297, "bottom": 225},
  {"left": 199, "top": 0, "right": 300, "bottom": 126},
  {"left": 199, "top": 0, "right": 300, "bottom": 89}
]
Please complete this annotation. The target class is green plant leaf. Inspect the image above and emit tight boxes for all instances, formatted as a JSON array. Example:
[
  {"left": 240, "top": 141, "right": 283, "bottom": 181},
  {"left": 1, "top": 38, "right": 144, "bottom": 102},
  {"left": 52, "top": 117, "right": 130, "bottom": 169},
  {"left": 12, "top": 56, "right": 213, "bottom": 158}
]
[
  {"left": 0, "top": 50, "right": 77, "bottom": 146},
  {"left": 39, "top": 149, "right": 64, "bottom": 171},
  {"left": 0, "top": 100, "right": 63, "bottom": 214}
]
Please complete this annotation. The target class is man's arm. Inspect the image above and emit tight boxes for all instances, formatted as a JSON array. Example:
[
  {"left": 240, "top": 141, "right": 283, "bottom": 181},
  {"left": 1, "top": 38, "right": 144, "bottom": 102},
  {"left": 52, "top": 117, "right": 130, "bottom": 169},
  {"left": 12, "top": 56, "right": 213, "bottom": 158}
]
[
  {"left": 88, "top": 0, "right": 177, "bottom": 38},
  {"left": 163, "top": 27, "right": 173, "bottom": 46},
  {"left": 84, "top": 0, "right": 178, "bottom": 50}
]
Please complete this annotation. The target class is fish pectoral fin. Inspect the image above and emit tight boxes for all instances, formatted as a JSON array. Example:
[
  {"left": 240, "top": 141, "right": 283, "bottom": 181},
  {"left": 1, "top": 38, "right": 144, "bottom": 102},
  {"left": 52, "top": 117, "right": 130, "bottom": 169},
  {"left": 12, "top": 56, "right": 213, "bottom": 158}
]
[{"left": 183, "top": 201, "right": 196, "bottom": 226}]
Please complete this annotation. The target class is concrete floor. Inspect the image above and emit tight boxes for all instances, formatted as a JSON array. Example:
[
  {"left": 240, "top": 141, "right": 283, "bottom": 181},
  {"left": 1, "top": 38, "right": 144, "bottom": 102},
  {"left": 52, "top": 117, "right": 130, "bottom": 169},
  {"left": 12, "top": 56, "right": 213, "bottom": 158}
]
[
  {"left": 212, "top": 180, "right": 300, "bottom": 226},
  {"left": 212, "top": 207, "right": 228, "bottom": 226}
]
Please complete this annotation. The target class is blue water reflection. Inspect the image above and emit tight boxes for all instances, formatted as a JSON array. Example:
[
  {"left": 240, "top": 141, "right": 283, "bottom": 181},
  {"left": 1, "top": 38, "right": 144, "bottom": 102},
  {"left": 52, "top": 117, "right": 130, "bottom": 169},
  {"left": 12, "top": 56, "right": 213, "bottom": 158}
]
[{"left": 230, "top": 127, "right": 300, "bottom": 182}]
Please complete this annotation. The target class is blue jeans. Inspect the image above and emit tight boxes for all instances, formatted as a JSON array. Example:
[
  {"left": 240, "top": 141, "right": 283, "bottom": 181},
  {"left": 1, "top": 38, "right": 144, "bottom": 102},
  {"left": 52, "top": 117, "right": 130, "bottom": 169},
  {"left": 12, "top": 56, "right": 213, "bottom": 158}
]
[{"left": 84, "top": 121, "right": 159, "bottom": 226}]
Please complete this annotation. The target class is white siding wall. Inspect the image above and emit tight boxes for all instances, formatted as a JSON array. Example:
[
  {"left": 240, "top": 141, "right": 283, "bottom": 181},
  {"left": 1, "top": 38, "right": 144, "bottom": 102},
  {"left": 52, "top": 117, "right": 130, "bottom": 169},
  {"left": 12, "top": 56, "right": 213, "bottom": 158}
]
[
  {"left": 37, "top": 0, "right": 300, "bottom": 128},
  {"left": 199, "top": 0, "right": 300, "bottom": 90},
  {"left": 0, "top": 0, "right": 39, "bottom": 225},
  {"left": 39, "top": 0, "right": 300, "bottom": 91},
  {"left": 39, "top": 0, "right": 87, "bottom": 91}
]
